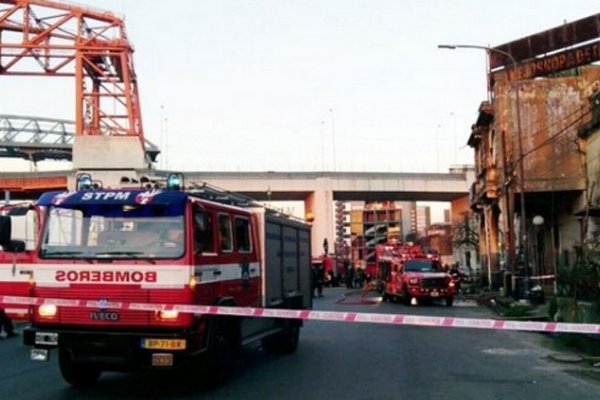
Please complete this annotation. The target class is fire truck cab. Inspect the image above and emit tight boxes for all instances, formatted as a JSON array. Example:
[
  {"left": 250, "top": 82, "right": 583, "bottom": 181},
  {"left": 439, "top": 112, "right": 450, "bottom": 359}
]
[
  {"left": 1, "top": 174, "right": 312, "bottom": 386},
  {"left": 375, "top": 242, "right": 456, "bottom": 306}
]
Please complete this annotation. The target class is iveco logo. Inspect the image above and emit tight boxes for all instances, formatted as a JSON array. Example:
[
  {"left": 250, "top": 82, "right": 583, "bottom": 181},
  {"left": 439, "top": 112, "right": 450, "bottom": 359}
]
[
  {"left": 91, "top": 299, "right": 118, "bottom": 320},
  {"left": 98, "top": 298, "right": 109, "bottom": 311},
  {"left": 89, "top": 311, "right": 119, "bottom": 321}
]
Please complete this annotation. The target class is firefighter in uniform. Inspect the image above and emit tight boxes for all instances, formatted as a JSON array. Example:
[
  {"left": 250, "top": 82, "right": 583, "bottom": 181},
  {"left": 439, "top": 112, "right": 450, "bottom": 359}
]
[{"left": 312, "top": 262, "right": 325, "bottom": 297}]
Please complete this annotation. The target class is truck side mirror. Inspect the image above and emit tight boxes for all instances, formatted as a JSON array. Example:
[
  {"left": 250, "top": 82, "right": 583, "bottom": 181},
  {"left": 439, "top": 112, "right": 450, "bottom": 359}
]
[{"left": 0, "top": 215, "right": 11, "bottom": 247}]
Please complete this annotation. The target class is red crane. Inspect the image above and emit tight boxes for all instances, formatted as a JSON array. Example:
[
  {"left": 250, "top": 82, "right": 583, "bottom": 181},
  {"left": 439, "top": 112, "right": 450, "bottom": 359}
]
[{"left": 0, "top": 0, "right": 144, "bottom": 150}]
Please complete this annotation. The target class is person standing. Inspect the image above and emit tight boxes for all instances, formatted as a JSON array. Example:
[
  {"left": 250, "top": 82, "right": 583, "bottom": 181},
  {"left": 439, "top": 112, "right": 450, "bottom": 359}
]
[
  {"left": 312, "top": 261, "right": 325, "bottom": 297},
  {"left": 345, "top": 260, "right": 354, "bottom": 289},
  {"left": 0, "top": 308, "right": 18, "bottom": 338}
]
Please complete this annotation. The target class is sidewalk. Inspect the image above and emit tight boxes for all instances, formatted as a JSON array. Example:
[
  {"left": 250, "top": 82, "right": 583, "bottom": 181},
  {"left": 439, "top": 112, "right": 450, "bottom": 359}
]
[
  {"left": 479, "top": 291, "right": 600, "bottom": 367},
  {"left": 481, "top": 292, "right": 550, "bottom": 321}
]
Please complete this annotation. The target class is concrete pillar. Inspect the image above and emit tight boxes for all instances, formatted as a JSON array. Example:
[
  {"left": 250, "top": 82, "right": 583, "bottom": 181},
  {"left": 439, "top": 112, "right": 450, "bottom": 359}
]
[
  {"left": 73, "top": 136, "right": 146, "bottom": 170},
  {"left": 479, "top": 211, "right": 489, "bottom": 284},
  {"left": 396, "top": 201, "right": 415, "bottom": 241},
  {"left": 304, "top": 178, "right": 334, "bottom": 257},
  {"left": 488, "top": 206, "right": 500, "bottom": 269}
]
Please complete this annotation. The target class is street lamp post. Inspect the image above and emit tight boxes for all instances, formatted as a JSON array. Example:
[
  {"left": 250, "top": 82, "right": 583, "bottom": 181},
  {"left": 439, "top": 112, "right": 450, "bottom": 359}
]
[
  {"left": 438, "top": 44, "right": 528, "bottom": 291},
  {"left": 532, "top": 214, "right": 545, "bottom": 289},
  {"left": 329, "top": 108, "right": 336, "bottom": 172}
]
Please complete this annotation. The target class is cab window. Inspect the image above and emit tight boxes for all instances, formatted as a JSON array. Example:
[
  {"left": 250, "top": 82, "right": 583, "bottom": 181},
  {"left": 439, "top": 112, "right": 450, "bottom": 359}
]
[
  {"left": 194, "top": 209, "right": 214, "bottom": 253},
  {"left": 235, "top": 217, "right": 252, "bottom": 253},
  {"left": 218, "top": 213, "right": 233, "bottom": 252}
]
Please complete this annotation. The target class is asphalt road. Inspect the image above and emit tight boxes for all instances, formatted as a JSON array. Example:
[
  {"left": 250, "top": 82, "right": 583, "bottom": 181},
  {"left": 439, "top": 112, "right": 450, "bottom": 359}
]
[{"left": 1, "top": 288, "right": 598, "bottom": 400}]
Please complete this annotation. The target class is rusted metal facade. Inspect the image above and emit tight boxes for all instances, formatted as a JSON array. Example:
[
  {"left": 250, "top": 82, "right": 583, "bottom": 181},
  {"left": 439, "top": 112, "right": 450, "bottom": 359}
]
[
  {"left": 493, "top": 67, "right": 600, "bottom": 194},
  {"left": 490, "top": 13, "right": 600, "bottom": 70}
]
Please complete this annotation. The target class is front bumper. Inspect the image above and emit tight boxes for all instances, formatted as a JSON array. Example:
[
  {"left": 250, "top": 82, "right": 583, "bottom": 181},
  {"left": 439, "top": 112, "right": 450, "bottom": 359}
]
[
  {"left": 407, "top": 286, "right": 455, "bottom": 298},
  {"left": 24, "top": 325, "right": 202, "bottom": 370}
]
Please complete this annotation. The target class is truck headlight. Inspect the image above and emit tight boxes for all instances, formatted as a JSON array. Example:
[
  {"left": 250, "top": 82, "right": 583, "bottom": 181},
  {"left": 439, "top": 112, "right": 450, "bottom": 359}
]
[
  {"left": 408, "top": 278, "right": 419, "bottom": 285},
  {"left": 38, "top": 304, "right": 57, "bottom": 317},
  {"left": 159, "top": 310, "right": 179, "bottom": 320},
  {"left": 189, "top": 275, "right": 197, "bottom": 289}
]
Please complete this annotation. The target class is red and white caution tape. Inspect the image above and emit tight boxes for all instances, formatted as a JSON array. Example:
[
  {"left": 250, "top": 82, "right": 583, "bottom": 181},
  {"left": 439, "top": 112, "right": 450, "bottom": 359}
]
[{"left": 1, "top": 295, "right": 599, "bottom": 335}]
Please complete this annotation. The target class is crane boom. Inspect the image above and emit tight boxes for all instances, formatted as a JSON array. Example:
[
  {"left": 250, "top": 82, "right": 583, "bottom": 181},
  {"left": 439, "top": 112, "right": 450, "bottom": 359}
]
[{"left": 0, "top": 0, "right": 145, "bottom": 152}]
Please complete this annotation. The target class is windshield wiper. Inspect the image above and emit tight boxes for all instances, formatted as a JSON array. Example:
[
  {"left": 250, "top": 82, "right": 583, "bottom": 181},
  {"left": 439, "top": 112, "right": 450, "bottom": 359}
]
[
  {"left": 95, "top": 251, "right": 144, "bottom": 256},
  {"left": 40, "top": 250, "right": 95, "bottom": 263},
  {"left": 94, "top": 251, "right": 156, "bottom": 264},
  {"left": 41, "top": 250, "right": 85, "bottom": 257}
]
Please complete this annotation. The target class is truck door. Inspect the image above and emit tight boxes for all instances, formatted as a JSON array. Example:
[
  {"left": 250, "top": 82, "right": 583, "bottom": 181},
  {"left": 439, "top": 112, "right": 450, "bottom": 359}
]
[
  {"left": 0, "top": 207, "right": 36, "bottom": 320},
  {"left": 192, "top": 206, "right": 219, "bottom": 304}
]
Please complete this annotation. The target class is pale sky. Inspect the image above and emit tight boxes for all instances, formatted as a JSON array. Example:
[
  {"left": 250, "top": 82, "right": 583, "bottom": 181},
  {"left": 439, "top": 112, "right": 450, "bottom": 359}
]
[{"left": 2, "top": 0, "right": 598, "bottom": 175}]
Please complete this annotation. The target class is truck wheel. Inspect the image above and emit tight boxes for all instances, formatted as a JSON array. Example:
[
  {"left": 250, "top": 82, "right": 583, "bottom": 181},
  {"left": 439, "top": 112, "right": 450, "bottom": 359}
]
[
  {"left": 58, "top": 348, "right": 101, "bottom": 386},
  {"left": 203, "top": 324, "right": 234, "bottom": 386},
  {"left": 382, "top": 292, "right": 389, "bottom": 302},
  {"left": 446, "top": 296, "right": 454, "bottom": 307},
  {"left": 403, "top": 287, "right": 411, "bottom": 305},
  {"left": 262, "top": 322, "right": 300, "bottom": 355}
]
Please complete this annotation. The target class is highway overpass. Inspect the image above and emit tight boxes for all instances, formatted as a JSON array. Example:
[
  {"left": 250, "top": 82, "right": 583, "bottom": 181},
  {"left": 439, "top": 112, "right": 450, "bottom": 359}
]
[{"left": 1, "top": 168, "right": 473, "bottom": 256}]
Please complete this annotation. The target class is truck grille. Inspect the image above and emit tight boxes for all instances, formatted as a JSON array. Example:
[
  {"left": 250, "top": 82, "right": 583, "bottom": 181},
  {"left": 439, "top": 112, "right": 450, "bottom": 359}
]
[
  {"left": 421, "top": 278, "right": 447, "bottom": 289},
  {"left": 35, "top": 288, "right": 190, "bottom": 327}
]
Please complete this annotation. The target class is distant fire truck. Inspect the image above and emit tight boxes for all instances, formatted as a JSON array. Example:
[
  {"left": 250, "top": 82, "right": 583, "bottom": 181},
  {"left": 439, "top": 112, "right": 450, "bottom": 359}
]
[
  {"left": 0, "top": 204, "right": 37, "bottom": 321},
  {"left": 0, "top": 173, "right": 312, "bottom": 386},
  {"left": 375, "top": 241, "right": 456, "bottom": 306}
]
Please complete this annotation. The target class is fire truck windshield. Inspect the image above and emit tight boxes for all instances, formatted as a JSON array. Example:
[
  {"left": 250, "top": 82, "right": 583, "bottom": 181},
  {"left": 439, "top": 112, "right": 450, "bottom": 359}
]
[
  {"left": 39, "top": 203, "right": 185, "bottom": 260},
  {"left": 404, "top": 259, "right": 442, "bottom": 273}
]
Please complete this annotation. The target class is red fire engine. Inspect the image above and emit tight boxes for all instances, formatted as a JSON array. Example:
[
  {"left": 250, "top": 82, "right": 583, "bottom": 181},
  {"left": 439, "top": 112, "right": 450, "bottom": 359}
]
[
  {"left": 0, "top": 173, "right": 312, "bottom": 386},
  {"left": 0, "top": 204, "right": 37, "bottom": 321},
  {"left": 375, "top": 241, "right": 456, "bottom": 306}
]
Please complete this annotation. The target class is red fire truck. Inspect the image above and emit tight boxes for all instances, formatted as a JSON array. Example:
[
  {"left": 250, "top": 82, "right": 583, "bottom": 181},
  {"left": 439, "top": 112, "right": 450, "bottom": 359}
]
[
  {"left": 1, "top": 174, "right": 312, "bottom": 386},
  {"left": 375, "top": 241, "right": 456, "bottom": 306},
  {"left": 0, "top": 204, "right": 37, "bottom": 321}
]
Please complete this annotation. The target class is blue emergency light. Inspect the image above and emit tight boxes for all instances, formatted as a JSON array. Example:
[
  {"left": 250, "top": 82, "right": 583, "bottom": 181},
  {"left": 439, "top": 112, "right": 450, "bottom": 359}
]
[
  {"left": 76, "top": 173, "right": 93, "bottom": 191},
  {"left": 166, "top": 173, "right": 184, "bottom": 191}
]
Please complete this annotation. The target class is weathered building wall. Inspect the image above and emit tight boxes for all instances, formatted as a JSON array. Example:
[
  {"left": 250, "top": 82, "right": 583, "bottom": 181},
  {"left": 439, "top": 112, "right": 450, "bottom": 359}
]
[
  {"left": 556, "top": 213, "right": 581, "bottom": 267},
  {"left": 494, "top": 66, "right": 600, "bottom": 193},
  {"left": 585, "top": 127, "right": 600, "bottom": 206},
  {"left": 450, "top": 196, "right": 470, "bottom": 223}
]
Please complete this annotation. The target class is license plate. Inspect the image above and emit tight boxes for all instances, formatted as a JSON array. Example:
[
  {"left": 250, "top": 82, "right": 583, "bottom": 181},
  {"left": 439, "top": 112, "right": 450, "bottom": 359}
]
[
  {"left": 430, "top": 291, "right": 439, "bottom": 297},
  {"left": 142, "top": 339, "right": 186, "bottom": 350},
  {"left": 152, "top": 353, "right": 174, "bottom": 367}
]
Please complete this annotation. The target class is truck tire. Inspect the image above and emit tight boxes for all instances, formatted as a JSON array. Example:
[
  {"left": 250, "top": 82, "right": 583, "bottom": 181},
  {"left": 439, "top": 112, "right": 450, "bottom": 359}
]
[
  {"left": 203, "top": 323, "right": 235, "bottom": 386},
  {"left": 446, "top": 296, "right": 454, "bottom": 307},
  {"left": 382, "top": 291, "right": 390, "bottom": 302},
  {"left": 262, "top": 322, "right": 300, "bottom": 355},
  {"left": 58, "top": 348, "right": 102, "bottom": 386},
  {"left": 403, "top": 286, "right": 411, "bottom": 305}
]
